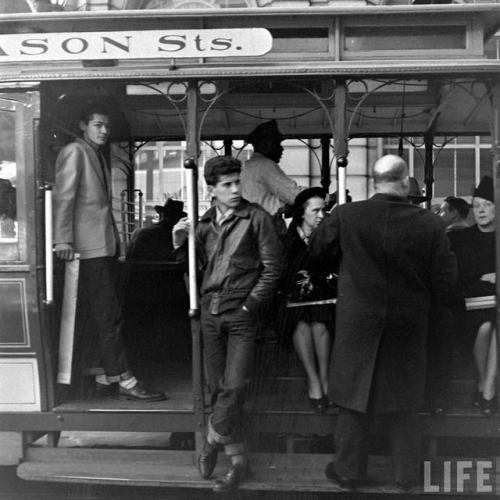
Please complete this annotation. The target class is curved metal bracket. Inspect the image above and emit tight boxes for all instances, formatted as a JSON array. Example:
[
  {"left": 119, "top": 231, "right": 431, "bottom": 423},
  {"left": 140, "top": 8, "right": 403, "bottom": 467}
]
[
  {"left": 135, "top": 82, "right": 189, "bottom": 138},
  {"left": 196, "top": 79, "right": 337, "bottom": 147},
  {"left": 346, "top": 78, "right": 402, "bottom": 139},
  {"left": 289, "top": 80, "right": 336, "bottom": 152},
  {"left": 198, "top": 81, "right": 230, "bottom": 144}
]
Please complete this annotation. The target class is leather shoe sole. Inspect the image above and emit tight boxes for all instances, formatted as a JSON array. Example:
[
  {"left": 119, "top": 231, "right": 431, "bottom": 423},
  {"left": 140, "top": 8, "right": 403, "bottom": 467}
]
[
  {"left": 325, "top": 462, "right": 358, "bottom": 490},
  {"left": 198, "top": 441, "right": 219, "bottom": 479},
  {"left": 213, "top": 463, "right": 248, "bottom": 493}
]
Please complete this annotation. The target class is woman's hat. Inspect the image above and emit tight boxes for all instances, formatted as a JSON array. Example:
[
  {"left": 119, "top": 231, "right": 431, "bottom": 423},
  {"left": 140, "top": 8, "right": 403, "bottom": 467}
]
[
  {"left": 154, "top": 199, "right": 187, "bottom": 221},
  {"left": 293, "top": 187, "right": 327, "bottom": 209},
  {"left": 473, "top": 175, "right": 494, "bottom": 203}
]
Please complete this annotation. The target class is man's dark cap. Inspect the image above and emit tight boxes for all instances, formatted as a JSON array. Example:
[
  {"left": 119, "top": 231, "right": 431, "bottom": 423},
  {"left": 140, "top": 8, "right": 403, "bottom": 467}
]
[
  {"left": 154, "top": 199, "right": 187, "bottom": 221},
  {"left": 407, "top": 177, "right": 430, "bottom": 202},
  {"left": 246, "top": 120, "right": 284, "bottom": 145},
  {"left": 473, "top": 175, "right": 494, "bottom": 203},
  {"left": 293, "top": 187, "right": 327, "bottom": 209}
]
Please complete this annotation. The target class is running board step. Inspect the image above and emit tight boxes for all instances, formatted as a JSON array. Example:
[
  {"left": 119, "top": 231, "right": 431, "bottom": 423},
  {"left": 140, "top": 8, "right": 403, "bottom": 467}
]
[{"left": 17, "top": 447, "right": 450, "bottom": 494}]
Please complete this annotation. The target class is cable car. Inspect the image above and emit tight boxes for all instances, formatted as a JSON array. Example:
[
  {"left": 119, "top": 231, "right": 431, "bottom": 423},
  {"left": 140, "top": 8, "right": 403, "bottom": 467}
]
[{"left": 1, "top": 4, "right": 500, "bottom": 495}]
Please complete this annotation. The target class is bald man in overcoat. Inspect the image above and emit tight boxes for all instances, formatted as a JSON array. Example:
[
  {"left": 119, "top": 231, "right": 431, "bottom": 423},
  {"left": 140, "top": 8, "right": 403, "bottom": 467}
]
[{"left": 309, "top": 155, "right": 457, "bottom": 490}]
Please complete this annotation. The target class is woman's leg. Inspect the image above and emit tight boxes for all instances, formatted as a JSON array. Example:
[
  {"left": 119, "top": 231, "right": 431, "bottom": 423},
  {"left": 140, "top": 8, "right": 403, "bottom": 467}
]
[
  {"left": 292, "top": 321, "right": 322, "bottom": 399},
  {"left": 482, "top": 328, "right": 497, "bottom": 401},
  {"left": 473, "top": 321, "right": 493, "bottom": 393},
  {"left": 311, "top": 322, "right": 332, "bottom": 395}
]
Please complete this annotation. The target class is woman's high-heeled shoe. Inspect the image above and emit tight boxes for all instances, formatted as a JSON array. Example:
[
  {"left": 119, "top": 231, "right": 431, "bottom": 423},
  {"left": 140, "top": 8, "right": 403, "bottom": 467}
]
[
  {"left": 309, "top": 397, "right": 327, "bottom": 414},
  {"left": 480, "top": 395, "right": 498, "bottom": 416}
]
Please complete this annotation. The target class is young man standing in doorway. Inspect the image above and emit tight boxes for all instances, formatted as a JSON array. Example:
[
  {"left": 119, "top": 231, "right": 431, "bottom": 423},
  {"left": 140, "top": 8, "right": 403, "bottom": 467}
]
[{"left": 173, "top": 155, "right": 283, "bottom": 492}]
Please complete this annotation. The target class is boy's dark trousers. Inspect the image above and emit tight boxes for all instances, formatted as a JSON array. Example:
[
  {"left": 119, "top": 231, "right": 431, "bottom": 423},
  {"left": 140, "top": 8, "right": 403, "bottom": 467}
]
[{"left": 201, "top": 305, "right": 257, "bottom": 448}]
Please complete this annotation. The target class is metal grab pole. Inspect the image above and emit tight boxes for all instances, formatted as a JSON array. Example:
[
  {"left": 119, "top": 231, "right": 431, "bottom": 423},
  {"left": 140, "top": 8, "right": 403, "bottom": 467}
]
[
  {"left": 184, "top": 81, "right": 206, "bottom": 440},
  {"left": 186, "top": 171, "right": 199, "bottom": 313},
  {"left": 44, "top": 184, "right": 54, "bottom": 305},
  {"left": 337, "top": 161, "right": 347, "bottom": 205},
  {"left": 185, "top": 81, "right": 200, "bottom": 315}
]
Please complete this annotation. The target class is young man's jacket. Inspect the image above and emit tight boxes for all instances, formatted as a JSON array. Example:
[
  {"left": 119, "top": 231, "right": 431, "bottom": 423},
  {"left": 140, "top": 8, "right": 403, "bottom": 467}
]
[
  {"left": 53, "top": 138, "right": 118, "bottom": 260},
  {"left": 183, "top": 199, "right": 283, "bottom": 316}
]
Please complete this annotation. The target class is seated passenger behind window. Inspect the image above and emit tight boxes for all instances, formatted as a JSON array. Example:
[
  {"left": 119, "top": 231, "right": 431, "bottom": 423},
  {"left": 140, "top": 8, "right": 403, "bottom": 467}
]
[
  {"left": 0, "top": 178, "right": 16, "bottom": 239},
  {"left": 437, "top": 196, "right": 470, "bottom": 233},
  {"left": 123, "top": 199, "right": 190, "bottom": 361},
  {"left": 126, "top": 199, "right": 186, "bottom": 261},
  {"left": 448, "top": 176, "right": 497, "bottom": 416}
]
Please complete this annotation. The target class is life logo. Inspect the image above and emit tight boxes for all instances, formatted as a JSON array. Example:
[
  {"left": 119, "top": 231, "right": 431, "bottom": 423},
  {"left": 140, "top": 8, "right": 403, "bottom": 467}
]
[{"left": 423, "top": 459, "right": 498, "bottom": 494}]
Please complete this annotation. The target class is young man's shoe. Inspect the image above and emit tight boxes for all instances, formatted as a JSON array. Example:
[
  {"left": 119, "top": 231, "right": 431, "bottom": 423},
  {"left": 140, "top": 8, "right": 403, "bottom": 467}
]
[
  {"left": 212, "top": 463, "right": 248, "bottom": 493},
  {"left": 119, "top": 382, "right": 166, "bottom": 402},
  {"left": 198, "top": 439, "right": 219, "bottom": 479}
]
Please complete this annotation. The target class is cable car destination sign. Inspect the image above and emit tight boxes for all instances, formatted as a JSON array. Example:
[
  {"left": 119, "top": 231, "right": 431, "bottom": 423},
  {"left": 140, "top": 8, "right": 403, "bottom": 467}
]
[{"left": 0, "top": 29, "right": 273, "bottom": 62}]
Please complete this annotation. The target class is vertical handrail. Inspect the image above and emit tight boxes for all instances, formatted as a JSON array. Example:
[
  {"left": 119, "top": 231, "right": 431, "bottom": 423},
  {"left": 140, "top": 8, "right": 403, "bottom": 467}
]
[
  {"left": 337, "top": 164, "right": 347, "bottom": 204},
  {"left": 137, "top": 190, "right": 144, "bottom": 229},
  {"left": 44, "top": 185, "right": 53, "bottom": 305},
  {"left": 120, "top": 190, "right": 127, "bottom": 239},
  {"left": 186, "top": 81, "right": 200, "bottom": 314},
  {"left": 320, "top": 135, "right": 331, "bottom": 193},
  {"left": 184, "top": 81, "right": 205, "bottom": 435}
]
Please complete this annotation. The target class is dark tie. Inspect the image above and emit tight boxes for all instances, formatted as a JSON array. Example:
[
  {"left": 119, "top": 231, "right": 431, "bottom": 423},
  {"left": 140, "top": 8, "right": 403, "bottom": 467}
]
[{"left": 98, "top": 152, "right": 109, "bottom": 195}]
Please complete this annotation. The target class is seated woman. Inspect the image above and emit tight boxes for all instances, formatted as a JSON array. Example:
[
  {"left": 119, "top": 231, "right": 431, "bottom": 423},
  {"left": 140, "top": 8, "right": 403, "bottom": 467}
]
[
  {"left": 278, "top": 187, "right": 335, "bottom": 414},
  {"left": 449, "top": 176, "right": 497, "bottom": 415}
]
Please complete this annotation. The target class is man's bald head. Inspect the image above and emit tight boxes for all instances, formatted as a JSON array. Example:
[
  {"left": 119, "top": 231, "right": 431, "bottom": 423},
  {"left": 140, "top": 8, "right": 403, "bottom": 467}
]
[{"left": 372, "top": 155, "right": 409, "bottom": 196}]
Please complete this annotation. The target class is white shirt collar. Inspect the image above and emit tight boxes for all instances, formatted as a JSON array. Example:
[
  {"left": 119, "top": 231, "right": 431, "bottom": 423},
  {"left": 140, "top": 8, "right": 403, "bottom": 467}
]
[{"left": 215, "top": 206, "right": 235, "bottom": 225}]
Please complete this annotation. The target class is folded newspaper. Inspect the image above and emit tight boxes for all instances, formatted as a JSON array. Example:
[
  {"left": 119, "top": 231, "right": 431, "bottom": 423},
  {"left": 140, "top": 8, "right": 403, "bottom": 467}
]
[{"left": 286, "top": 298, "right": 336, "bottom": 308}]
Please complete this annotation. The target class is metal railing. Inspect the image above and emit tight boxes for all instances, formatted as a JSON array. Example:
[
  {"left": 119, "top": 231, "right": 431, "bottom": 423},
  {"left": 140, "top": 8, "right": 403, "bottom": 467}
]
[{"left": 112, "top": 189, "right": 143, "bottom": 246}]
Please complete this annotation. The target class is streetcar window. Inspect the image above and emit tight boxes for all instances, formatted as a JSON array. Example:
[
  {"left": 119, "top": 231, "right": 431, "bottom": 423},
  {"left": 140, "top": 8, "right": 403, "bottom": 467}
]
[
  {"left": 344, "top": 25, "right": 466, "bottom": 53},
  {"left": 269, "top": 28, "right": 330, "bottom": 54},
  {"left": 0, "top": 103, "right": 18, "bottom": 251}
]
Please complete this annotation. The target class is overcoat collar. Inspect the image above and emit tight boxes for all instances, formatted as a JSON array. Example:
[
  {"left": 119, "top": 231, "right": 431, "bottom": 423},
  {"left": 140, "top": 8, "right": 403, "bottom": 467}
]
[{"left": 370, "top": 192, "right": 409, "bottom": 204}]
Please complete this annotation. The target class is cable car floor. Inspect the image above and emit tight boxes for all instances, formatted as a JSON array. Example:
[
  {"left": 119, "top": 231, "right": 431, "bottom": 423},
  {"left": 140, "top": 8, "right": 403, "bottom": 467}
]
[{"left": 19, "top": 333, "right": 500, "bottom": 495}]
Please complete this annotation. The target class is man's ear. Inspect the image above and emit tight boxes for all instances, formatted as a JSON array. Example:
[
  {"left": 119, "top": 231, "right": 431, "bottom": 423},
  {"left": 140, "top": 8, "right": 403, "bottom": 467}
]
[
  {"left": 207, "top": 185, "right": 214, "bottom": 198},
  {"left": 79, "top": 120, "right": 86, "bottom": 133}
]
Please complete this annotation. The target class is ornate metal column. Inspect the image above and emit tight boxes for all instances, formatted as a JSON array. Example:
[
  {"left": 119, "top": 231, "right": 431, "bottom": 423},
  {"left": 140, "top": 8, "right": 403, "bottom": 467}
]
[
  {"left": 423, "top": 129, "right": 435, "bottom": 210},
  {"left": 334, "top": 79, "right": 348, "bottom": 204}
]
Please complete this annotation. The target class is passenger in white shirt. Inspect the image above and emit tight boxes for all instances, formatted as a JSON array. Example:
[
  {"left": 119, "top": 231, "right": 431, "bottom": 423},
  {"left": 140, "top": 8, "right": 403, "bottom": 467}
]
[{"left": 241, "top": 120, "right": 305, "bottom": 218}]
